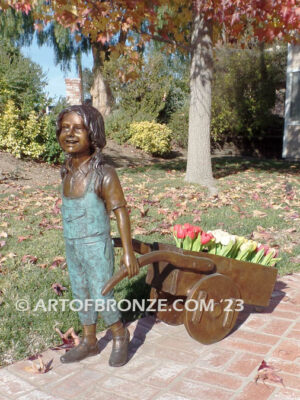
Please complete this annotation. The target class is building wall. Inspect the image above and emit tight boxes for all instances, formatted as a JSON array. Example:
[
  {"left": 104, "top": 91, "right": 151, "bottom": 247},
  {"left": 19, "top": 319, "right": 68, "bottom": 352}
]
[{"left": 283, "top": 44, "right": 300, "bottom": 160}]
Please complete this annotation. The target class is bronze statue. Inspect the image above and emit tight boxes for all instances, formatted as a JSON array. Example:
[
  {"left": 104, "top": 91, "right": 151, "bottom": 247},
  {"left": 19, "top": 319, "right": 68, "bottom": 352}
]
[
  {"left": 56, "top": 104, "right": 139, "bottom": 366},
  {"left": 56, "top": 104, "right": 278, "bottom": 362}
]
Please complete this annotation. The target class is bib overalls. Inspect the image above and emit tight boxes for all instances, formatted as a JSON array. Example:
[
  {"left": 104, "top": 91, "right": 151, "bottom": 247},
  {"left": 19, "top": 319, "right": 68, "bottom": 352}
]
[{"left": 61, "top": 170, "right": 121, "bottom": 326}]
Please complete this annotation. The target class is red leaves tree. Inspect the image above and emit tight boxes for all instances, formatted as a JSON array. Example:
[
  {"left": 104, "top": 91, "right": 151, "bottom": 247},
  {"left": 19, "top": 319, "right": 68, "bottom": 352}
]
[{"left": 1, "top": 0, "right": 299, "bottom": 192}]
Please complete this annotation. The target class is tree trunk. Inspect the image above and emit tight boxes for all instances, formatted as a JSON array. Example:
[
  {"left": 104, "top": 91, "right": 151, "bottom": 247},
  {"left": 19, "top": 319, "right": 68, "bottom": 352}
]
[
  {"left": 185, "top": 12, "right": 217, "bottom": 195},
  {"left": 76, "top": 51, "right": 84, "bottom": 104},
  {"left": 90, "top": 43, "right": 114, "bottom": 117}
]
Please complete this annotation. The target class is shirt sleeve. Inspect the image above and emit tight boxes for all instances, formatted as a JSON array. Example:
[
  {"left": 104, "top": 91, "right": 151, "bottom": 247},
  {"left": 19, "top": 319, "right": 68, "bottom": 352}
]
[{"left": 100, "top": 165, "right": 127, "bottom": 212}]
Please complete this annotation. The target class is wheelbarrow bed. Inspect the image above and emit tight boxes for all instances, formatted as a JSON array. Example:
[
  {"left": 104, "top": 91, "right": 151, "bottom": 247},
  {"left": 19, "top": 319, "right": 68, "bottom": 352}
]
[{"left": 147, "top": 242, "right": 278, "bottom": 307}]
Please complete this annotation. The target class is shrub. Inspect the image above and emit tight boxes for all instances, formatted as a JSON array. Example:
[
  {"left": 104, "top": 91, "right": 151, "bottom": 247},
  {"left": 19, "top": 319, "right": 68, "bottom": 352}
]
[
  {"left": 19, "top": 110, "right": 46, "bottom": 158},
  {"left": 165, "top": 45, "right": 286, "bottom": 150},
  {"left": 0, "top": 43, "right": 59, "bottom": 161},
  {"left": 211, "top": 98, "right": 237, "bottom": 142},
  {"left": 103, "top": 48, "right": 190, "bottom": 128},
  {"left": 158, "top": 85, "right": 188, "bottom": 124},
  {"left": 0, "top": 99, "right": 22, "bottom": 156},
  {"left": 129, "top": 121, "right": 172, "bottom": 156},
  {"left": 42, "top": 98, "right": 67, "bottom": 164},
  {"left": 0, "top": 99, "right": 47, "bottom": 159},
  {"left": 104, "top": 52, "right": 172, "bottom": 122},
  {"left": 211, "top": 46, "right": 286, "bottom": 144},
  {"left": 105, "top": 110, "right": 135, "bottom": 144},
  {"left": 0, "top": 43, "right": 48, "bottom": 119},
  {"left": 105, "top": 109, "right": 155, "bottom": 144},
  {"left": 43, "top": 113, "right": 64, "bottom": 164},
  {"left": 168, "top": 99, "right": 189, "bottom": 148}
]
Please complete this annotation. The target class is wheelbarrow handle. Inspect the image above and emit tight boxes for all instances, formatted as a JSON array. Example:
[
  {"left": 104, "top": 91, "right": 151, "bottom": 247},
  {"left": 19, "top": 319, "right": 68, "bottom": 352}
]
[{"left": 101, "top": 250, "right": 215, "bottom": 296}]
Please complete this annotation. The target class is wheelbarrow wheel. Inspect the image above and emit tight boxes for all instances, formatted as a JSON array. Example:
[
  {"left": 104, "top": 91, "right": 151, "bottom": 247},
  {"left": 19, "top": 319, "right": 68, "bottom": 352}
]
[
  {"left": 183, "top": 273, "right": 241, "bottom": 344},
  {"left": 150, "top": 287, "right": 185, "bottom": 326}
]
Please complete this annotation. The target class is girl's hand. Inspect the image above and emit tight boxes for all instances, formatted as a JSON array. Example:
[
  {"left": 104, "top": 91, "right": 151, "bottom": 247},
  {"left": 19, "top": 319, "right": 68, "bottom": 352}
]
[{"left": 121, "top": 251, "right": 139, "bottom": 278}]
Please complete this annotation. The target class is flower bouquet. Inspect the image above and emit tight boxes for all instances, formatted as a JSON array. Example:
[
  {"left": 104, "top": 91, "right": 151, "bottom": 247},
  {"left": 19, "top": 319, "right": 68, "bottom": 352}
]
[{"left": 173, "top": 223, "right": 280, "bottom": 267}]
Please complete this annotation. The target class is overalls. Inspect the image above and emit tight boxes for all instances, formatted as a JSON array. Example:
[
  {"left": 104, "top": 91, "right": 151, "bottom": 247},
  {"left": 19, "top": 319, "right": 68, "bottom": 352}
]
[{"left": 61, "top": 170, "right": 121, "bottom": 326}]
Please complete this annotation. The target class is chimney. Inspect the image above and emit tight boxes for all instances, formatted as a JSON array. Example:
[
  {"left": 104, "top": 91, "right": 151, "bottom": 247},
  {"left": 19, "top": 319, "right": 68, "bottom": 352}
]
[{"left": 65, "top": 78, "right": 82, "bottom": 105}]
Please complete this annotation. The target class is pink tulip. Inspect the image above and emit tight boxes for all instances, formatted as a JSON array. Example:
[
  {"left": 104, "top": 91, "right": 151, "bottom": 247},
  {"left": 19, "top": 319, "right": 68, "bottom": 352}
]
[
  {"left": 183, "top": 223, "right": 192, "bottom": 229},
  {"left": 173, "top": 224, "right": 181, "bottom": 233},
  {"left": 176, "top": 225, "right": 187, "bottom": 239},
  {"left": 201, "top": 232, "right": 213, "bottom": 245},
  {"left": 186, "top": 227, "right": 196, "bottom": 240},
  {"left": 193, "top": 225, "right": 202, "bottom": 234},
  {"left": 257, "top": 244, "right": 269, "bottom": 256}
]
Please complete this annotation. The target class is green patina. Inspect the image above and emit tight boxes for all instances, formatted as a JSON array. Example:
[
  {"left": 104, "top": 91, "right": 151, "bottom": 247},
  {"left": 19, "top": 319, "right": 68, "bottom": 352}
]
[{"left": 61, "top": 171, "right": 121, "bottom": 326}]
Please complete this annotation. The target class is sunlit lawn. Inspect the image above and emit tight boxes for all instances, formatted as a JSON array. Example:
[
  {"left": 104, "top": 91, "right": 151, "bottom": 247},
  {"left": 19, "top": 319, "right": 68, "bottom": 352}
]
[{"left": 0, "top": 156, "right": 299, "bottom": 366}]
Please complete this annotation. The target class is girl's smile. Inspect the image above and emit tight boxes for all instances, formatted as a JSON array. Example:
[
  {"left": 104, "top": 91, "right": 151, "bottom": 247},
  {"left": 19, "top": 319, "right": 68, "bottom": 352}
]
[{"left": 59, "top": 112, "right": 92, "bottom": 157}]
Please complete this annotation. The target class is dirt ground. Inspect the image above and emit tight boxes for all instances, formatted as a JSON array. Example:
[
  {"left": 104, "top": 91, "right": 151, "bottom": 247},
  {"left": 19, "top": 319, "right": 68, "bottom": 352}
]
[{"left": 0, "top": 139, "right": 186, "bottom": 193}]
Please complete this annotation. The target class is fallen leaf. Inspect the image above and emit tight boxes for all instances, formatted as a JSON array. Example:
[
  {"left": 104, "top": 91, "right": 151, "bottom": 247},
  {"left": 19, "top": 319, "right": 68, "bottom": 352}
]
[
  {"left": 24, "top": 355, "right": 53, "bottom": 374},
  {"left": 39, "top": 218, "right": 62, "bottom": 231},
  {"left": 133, "top": 227, "right": 149, "bottom": 236},
  {"left": 255, "top": 360, "right": 284, "bottom": 386},
  {"left": 51, "top": 217, "right": 62, "bottom": 225},
  {"left": 37, "top": 263, "right": 48, "bottom": 269},
  {"left": 0, "top": 232, "right": 7, "bottom": 238},
  {"left": 166, "top": 211, "right": 182, "bottom": 224},
  {"left": 51, "top": 283, "right": 67, "bottom": 296},
  {"left": 285, "top": 227, "right": 297, "bottom": 233},
  {"left": 27, "top": 353, "right": 42, "bottom": 361},
  {"left": 52, "top": 198, "right": 62, "bottom": 215},
  {"left": 51, "top": 327, "right": 80, "bottom": 351},
  {"left": 6, "top": 252, "right": 16, "bottom": 258},
  {"left": 0, "top": 241, "right": 5, "bottom": 248},
  {"left": 50, "top": 225, "right": 62, "bottom": 230},
  {"left": 193, "top": 215, "right": 202, "bottom": 223},
  {"left": 271, "top": 204, "right": 283, "bottom": 210},
  {"left": 251, "top": 227, "right": 275, "bottom": 243},
  {"left": 18, "top": 236, "right": 30, "bottom": 243},
  {"left": 21, "top": 255, "right": 38, "bottom": 264},
  {"left": 134, "top": 205, "right": 149, "bottom": 218},
  {"left": 49, "top": 256, "right": 66, "bottom": 269},
  {"left": 157, "top": 208, "right": 168, "bottom": 215},
  {"left": 38, "top": 218, "right": 51, "bottom": 228},
  {"left": 253, "top": 210, "right": 267, "bottom": 218}
]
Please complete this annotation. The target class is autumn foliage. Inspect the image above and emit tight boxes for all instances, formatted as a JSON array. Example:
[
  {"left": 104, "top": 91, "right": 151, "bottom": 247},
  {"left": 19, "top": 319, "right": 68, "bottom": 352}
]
[{"left": 1, "top": 0, "right": 299, "bottom": 56}]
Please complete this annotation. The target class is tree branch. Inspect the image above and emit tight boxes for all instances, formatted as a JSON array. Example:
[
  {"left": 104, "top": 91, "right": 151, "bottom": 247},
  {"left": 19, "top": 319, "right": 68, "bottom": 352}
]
[{"left": 134, "top": 29, "right": 191, "bottom": 52}]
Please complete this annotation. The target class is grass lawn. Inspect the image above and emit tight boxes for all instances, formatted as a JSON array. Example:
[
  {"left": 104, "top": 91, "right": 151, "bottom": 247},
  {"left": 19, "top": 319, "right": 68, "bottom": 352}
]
[{"left": 0, "top": 156, "right": 299, "bottom": 366}]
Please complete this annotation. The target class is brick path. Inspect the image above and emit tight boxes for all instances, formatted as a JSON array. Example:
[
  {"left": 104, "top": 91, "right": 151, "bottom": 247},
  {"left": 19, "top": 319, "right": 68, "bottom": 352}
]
[{"left": 1, "top": 273, "right": 300, "bottom": 400}]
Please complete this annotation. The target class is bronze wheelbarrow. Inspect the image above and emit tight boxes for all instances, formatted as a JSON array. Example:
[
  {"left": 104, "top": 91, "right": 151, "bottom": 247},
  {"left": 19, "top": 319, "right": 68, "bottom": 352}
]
[{"left": 102, "top": 238, "right": 278, "bottom": 345}]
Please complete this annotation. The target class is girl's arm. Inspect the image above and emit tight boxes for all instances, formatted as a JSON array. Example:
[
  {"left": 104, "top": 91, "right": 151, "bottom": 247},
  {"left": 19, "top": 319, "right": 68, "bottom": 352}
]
[
  {"left": 114, "top": 206, "right": 139, "bottom": 278},
  {"left": 99, "top": 165, "right": 139, "bottom": 278}
]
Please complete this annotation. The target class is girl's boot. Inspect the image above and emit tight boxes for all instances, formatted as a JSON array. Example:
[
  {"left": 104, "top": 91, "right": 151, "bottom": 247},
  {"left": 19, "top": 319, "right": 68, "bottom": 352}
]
[
  {"left": 60, "top": 324, "right": 98, "bottom": 363},
  {"left": 108, "top": 321, "right": 130, "bottom": 367}
]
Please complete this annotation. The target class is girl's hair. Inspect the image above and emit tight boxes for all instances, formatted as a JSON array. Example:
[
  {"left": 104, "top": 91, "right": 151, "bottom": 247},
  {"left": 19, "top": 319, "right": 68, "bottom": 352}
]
[{"left": 56, "top": 105, "right": 106, "bottom": 180}]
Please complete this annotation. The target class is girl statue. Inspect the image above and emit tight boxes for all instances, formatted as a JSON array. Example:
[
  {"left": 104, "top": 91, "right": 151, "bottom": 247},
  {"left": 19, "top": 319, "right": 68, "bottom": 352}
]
[{"left": 56, "top": 104, "right": 139, "bottom": 367}]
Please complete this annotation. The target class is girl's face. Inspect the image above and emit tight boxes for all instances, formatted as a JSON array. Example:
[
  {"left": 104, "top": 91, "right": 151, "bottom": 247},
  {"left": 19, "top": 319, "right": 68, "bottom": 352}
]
[{"left": 58, "top": 112, "right": 92, "bottom": 157}]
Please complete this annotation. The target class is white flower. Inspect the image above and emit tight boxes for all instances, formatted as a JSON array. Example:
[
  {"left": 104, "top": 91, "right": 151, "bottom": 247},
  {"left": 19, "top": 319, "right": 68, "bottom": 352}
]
[
  {"left": 240, "top": 240, "right": 257, "bottom": 252},
  {"left": 208, "top": 230, "right": 236, "bottom": 246}
]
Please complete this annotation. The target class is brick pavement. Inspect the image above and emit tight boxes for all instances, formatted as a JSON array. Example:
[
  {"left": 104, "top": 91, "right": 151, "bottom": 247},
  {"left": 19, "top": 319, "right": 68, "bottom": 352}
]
[{"left": 1, "top": 273, "right": 300, "bottom": 400}]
